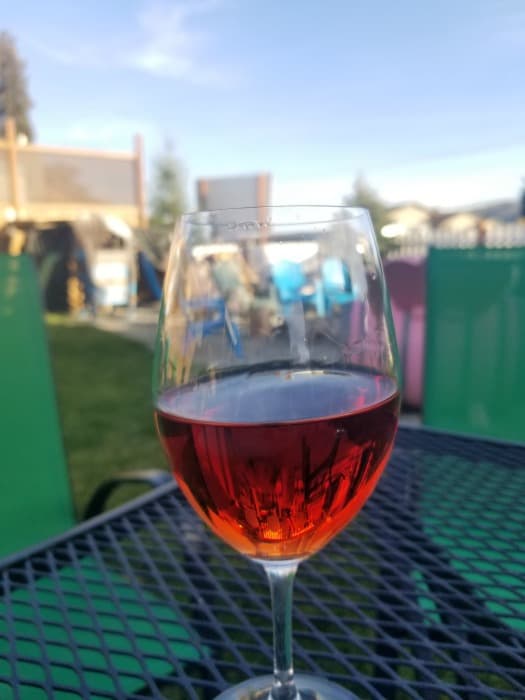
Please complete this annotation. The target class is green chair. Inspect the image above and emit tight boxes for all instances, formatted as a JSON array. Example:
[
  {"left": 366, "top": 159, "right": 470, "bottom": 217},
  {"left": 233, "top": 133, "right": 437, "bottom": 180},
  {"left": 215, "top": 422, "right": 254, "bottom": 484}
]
[
  {"left": 424, "top": 247, "right": 525, "bottom": 442},
  {"left": 0, "top": 254, "right": 171, "bottom": 559},
  {"left": 0, "top": 254, "right": 203, "bottom": 697},
  {"left": 419, "top": 248, "right": 525, "bottom": 645},
  {"left": 1, "top": 253, "right": 74, "bottom": 556}
]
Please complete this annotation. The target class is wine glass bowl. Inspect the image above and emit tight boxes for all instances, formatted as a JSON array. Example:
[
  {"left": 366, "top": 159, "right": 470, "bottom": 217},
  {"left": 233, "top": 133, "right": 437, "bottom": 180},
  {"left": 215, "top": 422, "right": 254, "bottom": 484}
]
[{"left": 154, "top": 206, "right": 400, "bottom": 699}]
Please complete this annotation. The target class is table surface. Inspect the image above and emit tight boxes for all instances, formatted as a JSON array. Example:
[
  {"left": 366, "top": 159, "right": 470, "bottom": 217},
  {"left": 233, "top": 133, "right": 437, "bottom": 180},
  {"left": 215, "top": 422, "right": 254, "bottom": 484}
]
[{"left": 1, "top": 426, "right": 524, "bottom": 700}]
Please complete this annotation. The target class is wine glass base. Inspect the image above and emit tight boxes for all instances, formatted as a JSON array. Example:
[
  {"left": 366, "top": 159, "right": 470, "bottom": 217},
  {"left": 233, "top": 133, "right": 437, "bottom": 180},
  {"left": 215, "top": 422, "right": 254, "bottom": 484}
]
[{"left": 215, "top": 674, "right": 357, "bottom": 699}]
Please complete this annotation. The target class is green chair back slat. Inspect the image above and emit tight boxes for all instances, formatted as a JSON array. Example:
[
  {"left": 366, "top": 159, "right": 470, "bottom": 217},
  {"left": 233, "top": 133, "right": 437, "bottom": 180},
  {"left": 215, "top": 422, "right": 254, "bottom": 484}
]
[
  {"left": 0, "top": 254, "right": 74, "bottom": 557},
  {"left": 424, "top": 247, "right": 525, "bottom": 442}
]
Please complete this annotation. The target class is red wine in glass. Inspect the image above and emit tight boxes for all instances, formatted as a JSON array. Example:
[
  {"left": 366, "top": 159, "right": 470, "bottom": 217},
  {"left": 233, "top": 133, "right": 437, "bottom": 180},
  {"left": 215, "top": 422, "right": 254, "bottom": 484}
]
[{"left": 156, "top": 368, "right": 399, "bottom": 560}]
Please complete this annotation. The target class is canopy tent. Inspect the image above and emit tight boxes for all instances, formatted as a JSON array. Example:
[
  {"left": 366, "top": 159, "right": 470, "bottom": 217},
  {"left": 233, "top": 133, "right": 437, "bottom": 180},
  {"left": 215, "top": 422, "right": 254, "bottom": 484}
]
[{"left": 0, "top": 214, "right": 161, "bottom": 312}]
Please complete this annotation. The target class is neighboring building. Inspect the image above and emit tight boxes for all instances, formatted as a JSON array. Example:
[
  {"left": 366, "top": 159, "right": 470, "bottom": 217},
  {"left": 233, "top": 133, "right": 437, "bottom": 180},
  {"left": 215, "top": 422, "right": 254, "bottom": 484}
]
[
  {"left": 0, "top": 118, "right": 150, "bottom": 311},
  {"left": 467, "top": 199, "right": 520, "bottom": 224},
  {"left": 386, "top": 199, "right": 519, "bottom": 234},
  {"left": 386, "top": 203, "right": 432, "bottom": 229},
  {"left": 0, "top": 118, "right": 146, "bottom": 229},
  {"left": 197, "top": 173, "right": 271, "bottom": 212},
  {"left": 436, "top": 212, "right": 481, "bottom": 233}
]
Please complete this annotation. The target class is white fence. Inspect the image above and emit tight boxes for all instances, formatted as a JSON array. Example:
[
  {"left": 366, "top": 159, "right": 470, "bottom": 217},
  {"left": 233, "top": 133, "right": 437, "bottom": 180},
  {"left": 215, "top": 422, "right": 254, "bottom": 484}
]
[{"left": 386, "top": 222, "right": 525, "bottom": 259}]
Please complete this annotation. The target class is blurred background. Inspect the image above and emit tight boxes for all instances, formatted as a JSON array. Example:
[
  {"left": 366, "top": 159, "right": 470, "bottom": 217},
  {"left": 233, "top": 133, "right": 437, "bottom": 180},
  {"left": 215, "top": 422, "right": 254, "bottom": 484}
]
[{"left": 1, "top": 1, "right": 524, "bottom": 524}]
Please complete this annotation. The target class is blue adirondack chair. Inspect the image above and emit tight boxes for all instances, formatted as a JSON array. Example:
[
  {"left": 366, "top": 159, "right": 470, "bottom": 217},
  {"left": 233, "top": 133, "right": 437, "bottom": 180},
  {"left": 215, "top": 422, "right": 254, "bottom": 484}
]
[
  {"left": 321, "top": 257, "right": 354, "bottom": 313},
  {"left": 185, "top": 297, "right": 243, "bottom": 357},
  {"left": 271, "top": 260, "right": 318, "bottom": 307}
]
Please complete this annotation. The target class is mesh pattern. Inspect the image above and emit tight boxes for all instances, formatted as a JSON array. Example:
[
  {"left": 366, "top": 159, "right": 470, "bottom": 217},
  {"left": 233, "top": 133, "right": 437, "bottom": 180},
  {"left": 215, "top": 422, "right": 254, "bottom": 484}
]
[
  {"left": 17, "top": 151, "right": 136, "bottom": 205},
  {"left": 0, "top": 427, "right": 524, "bottom": 699}
]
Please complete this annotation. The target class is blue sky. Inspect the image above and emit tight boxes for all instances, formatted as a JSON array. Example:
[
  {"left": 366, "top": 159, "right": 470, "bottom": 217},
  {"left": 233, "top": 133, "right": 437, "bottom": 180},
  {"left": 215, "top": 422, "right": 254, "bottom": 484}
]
[{"left": 3, "top": 0, "right": 524, "bottom": 209}]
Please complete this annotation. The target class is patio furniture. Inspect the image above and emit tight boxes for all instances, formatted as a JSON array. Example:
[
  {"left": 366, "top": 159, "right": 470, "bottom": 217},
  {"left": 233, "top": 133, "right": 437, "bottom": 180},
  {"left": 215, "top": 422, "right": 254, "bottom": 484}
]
[
  {"left": 384, "top": 257, "right": 426, "bottom": 409},
  {"left": 321, "top": 257, "right": 355, "bottom": 313},
  {"left": 424, "top": 247, "right": 525, "bottom": 441},
  {"left": 185, "top": 297, "right": 243, "bottom": 358},
  {"left": 0, "top": 426, "right": 523, "bottom": 698},
  {"left": 0, "top": 254, "right": 170, "bottom": 559}
]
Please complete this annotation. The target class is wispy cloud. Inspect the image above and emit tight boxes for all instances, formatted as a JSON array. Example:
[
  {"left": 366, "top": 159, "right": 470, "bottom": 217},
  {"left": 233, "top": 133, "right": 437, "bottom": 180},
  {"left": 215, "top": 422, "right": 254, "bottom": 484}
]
[
  {"left": 28, "top": 0, "right": 240, "bottom": 86},
  {"left": 126, "top": 0, "right": 239, "bottom": 86},
  {"left": 26, "top": 38, "right": 102, "bottom": 67}
]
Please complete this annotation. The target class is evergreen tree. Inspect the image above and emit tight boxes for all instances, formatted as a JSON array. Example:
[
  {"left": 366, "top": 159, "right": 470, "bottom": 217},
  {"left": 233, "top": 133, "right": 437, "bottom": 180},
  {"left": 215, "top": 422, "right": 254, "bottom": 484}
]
[
  {"left": 344, "top": 175, "right": 388, "bottom": 234},
  {"left": 147, "top": 144, "right": 186, "bottom": 262},
  {"left": 344, "top": 176, "right": 397, "bottom": 256},
  {"left": 0, "top": 31, "right": 34, "bottom": 140}
]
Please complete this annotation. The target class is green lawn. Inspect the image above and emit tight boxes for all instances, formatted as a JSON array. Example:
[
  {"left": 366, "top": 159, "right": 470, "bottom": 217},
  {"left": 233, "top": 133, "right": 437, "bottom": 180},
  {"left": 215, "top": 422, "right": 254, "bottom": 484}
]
[{"left": 46, "top": 315, "right": 166, "bottom": 517}]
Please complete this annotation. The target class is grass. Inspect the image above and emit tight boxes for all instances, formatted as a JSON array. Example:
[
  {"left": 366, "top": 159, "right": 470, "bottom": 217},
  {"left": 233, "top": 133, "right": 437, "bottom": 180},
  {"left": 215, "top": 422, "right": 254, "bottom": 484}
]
[{"left": 46, "top": 315, "right": 166, "bottom": 517}]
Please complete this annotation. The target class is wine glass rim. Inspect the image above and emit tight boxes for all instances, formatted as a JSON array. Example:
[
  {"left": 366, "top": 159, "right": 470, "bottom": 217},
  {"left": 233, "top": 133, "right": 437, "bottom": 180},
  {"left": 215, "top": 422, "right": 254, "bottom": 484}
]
[{"left": 181, "top": 205, "right": 369, "bottom": 228}]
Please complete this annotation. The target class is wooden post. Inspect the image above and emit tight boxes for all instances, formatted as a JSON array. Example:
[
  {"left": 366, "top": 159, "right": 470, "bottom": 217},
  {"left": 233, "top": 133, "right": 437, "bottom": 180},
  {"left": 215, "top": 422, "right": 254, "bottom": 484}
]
[
  {"left": 257, "top": 173, "right": 271, "bottom": 241},
  {"left": 476, "top": 220, "right": 487, "bottom": 247},
  {"left": 256, "top": 173, "right": 270, "bottom": 209},
  {"left": 5, "top": 117, "right": 20, "bottom": 217},
  {"left": 130, "top": 133, "right": 145, "bottom": 311},
  {"left": 197, "top": 178, "right": 209, "bottom": 210},
  {"left": 133, "top": 133, "right": 146, "bottom": 230}
]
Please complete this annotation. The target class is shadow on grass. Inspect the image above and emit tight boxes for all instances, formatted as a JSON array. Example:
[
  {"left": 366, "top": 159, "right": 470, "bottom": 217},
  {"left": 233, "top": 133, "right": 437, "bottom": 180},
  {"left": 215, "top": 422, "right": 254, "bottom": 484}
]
[{"left": 46, "top": 314, "right": 167, "bottom": 516}]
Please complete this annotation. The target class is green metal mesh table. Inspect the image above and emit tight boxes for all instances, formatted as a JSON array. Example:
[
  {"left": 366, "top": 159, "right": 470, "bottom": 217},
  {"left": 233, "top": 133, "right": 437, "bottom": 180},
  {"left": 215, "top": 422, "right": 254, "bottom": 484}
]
[{"left": 0, "top": 427, "right": 524, "bottom": 699}]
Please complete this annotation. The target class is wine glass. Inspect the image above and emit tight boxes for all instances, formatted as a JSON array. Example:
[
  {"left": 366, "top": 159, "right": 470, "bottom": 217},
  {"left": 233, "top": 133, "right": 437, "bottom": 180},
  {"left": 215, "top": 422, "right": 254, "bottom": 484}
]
[{"left": 153, "top": 206, "right": 400, "bottom": 699}]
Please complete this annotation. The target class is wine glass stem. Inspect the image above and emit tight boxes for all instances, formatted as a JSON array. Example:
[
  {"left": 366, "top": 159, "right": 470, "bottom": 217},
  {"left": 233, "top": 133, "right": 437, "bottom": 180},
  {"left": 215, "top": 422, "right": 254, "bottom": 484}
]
[{"left": 263, "top": 561, "right": 300, "bottom": 700}]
